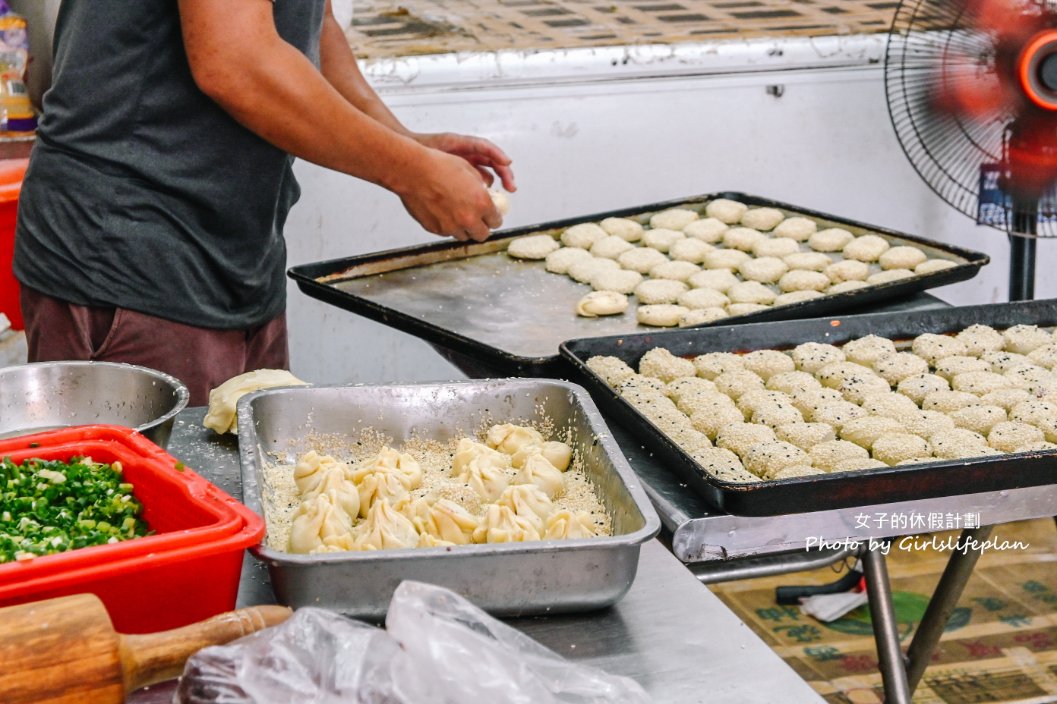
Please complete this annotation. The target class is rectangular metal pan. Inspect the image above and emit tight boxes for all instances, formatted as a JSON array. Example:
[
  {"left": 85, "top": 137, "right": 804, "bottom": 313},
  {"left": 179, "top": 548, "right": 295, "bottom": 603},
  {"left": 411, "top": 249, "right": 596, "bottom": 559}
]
[
  {"left": 288, "top": 192, "right": 988, "bottom": 377},
  {"left": 236, "top": 379, "right": 661, "bottom": 619},
  {"left": 560, "top": 299, "right": 1057, "bottom": 517}
]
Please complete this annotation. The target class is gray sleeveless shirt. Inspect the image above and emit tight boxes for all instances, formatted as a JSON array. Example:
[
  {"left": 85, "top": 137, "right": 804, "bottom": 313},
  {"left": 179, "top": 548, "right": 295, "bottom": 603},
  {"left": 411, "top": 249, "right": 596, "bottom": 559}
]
[{"left": 14, "top": 0, "right": 325, "bottom": 328}]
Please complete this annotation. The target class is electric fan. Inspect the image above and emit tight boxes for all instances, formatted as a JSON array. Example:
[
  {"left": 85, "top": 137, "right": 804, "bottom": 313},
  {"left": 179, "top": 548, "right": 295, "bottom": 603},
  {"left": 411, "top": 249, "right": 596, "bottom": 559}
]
[{"left": 885, "top": 0, "right": 1057, "bottom": 300}]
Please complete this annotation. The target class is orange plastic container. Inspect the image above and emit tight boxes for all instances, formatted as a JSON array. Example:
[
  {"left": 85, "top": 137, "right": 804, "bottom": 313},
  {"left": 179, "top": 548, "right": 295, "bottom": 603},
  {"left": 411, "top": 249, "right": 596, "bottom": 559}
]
[
  {"left": 0, "top": 157, "right": 26, "bottom": 329},
  {"left": 0, "top": 425, "right": 264, "bottom": 633}
]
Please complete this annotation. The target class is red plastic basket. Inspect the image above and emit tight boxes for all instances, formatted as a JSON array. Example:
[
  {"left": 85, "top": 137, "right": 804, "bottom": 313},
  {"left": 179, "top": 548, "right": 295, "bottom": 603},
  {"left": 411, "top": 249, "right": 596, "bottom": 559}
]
[{"left": 0, "top": 425, "right": 263, "bottom": 632}]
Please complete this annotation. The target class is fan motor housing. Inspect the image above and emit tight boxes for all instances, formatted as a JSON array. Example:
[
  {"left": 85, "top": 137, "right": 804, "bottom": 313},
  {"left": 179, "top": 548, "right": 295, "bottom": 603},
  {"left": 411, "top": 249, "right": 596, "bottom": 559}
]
[{"left": 1020, "top": 30, "right": 1057, "bottom": 110}]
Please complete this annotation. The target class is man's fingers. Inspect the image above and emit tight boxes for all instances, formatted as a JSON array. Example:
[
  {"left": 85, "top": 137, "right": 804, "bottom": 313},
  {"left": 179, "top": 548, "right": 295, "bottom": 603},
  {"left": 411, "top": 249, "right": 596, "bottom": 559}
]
[
  {"left": 493, "top": 164, "right": 517, "bottom": 192},
  {"left": 475, "top": 166, "right": 495, "bottom": 186}
]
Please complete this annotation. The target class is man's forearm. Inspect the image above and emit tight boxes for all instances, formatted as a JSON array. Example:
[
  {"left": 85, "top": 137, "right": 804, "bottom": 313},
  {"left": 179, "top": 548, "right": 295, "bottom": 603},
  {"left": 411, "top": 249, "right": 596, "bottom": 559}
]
[{"left": 319, "top": 3, "right": 413, "bottom": 138}]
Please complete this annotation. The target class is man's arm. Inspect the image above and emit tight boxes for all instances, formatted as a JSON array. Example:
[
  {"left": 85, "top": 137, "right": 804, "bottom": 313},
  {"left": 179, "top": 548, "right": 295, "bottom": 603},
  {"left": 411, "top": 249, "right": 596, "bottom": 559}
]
[
  {"left": 179, "top": 0, "right": 499, "bottom": 241},
  {"left": 317, "top": 1, "right": 515, "bottom": 192}
]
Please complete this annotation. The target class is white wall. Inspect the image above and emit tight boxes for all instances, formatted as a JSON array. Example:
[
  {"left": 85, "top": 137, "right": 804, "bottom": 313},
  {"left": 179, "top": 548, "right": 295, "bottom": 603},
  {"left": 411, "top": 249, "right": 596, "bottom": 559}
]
[{"left": 283, "top": 37, "right": 1051, "bottom": 384}]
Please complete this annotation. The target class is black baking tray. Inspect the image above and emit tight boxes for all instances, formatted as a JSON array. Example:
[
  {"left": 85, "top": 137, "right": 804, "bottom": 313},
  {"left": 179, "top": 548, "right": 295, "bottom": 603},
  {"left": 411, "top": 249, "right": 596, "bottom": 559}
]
[
  {"left": 560, "top": 299, "right": 1057, "bottom": 516},
  {"left": 289, "top": 192, "right": 989, "bottom": 377}
]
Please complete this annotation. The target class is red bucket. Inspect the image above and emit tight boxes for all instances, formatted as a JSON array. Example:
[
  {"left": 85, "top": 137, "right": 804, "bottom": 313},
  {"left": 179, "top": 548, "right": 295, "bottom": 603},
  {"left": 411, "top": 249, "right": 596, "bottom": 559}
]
[{"left": 0, "top": 158, "right": 27, "bottom": 329}]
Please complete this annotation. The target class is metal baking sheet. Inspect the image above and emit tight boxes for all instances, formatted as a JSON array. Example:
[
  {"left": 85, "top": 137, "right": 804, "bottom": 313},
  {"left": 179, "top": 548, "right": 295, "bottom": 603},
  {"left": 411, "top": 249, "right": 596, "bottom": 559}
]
[
  {"left": 289, "top": 192, "right": 988, "bottom": 376},
  {"left": 236, "top": 379, "right": 661, "bottom": 619},
  {"left": 560, "top": 299, "right": 1057, "bottom": 517}
]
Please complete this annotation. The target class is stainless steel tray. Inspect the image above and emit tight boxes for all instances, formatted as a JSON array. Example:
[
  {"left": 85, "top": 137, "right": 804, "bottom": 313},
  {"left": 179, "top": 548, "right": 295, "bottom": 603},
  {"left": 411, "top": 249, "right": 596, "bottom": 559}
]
[
  {"left": 236, "top": 380, "right": 661, "bottom": 619},
  {"left": 561, "top": 299, "right": 1057, "bottom": 516},
  {"left": 288, "top": 192, "right": 988, "bottom": 376}
]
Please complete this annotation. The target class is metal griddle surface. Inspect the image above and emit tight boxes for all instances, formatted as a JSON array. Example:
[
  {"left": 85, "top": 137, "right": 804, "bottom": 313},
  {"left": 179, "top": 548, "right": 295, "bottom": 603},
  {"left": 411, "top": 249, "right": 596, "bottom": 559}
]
[
  {"left": 290, "top": 192, "right": 989, "bottom": 375},
  {"left": 331, "top": 250, "right": 646, "bottom": 360}
]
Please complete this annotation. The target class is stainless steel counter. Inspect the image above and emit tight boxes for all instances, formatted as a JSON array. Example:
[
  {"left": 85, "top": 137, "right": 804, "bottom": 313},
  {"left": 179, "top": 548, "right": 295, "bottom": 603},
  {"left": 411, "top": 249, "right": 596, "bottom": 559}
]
[{"left": 141, "top": 407, "right": 823, "bottom": 704}]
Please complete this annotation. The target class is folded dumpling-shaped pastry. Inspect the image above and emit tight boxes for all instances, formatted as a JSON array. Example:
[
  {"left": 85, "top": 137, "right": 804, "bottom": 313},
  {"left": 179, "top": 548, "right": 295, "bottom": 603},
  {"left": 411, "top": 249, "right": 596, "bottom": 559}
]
[
  {"left": 302, "top": 465, "right": 360, "bottom": 520},
  {"left": 451, "top": 439, "right": 510, "bottom": 502},
  {"left": 353, "top": 499, "right": 419, "bottom": 551},
  {"left": 515, "top": 454, "right": 565, "bottom": 499},
  {"left": 354, "top": 470, "right": 410, "bottom": 518},
  {"left": 288, "top": 490, "right": 355, "bottom": 554},
  {"left": 472, "top": 504, "right": 542, "bottom": 544},
  {"left": 405, "top": 497, "right": 478, "bottom": 545},
  {"left": 293, "top": 451, "right": 352, "bottom": 495},
  {"left": 417, "top": 533, "right": 456, "bottom": 548},
  {"left": 485, "top": 423, "right": 544, "bottom": 455},
  {"left": 544, "top": 510, "right": 599, "bottom": 540},
  {"left": 352, "top": 447, "right": 423, "bottom": 491},
  {"left": 510, "top": 440, "right": 574, "bottom": 472},
  {"left": 496, "top": 484, "right": 554, "bottom": 533}
]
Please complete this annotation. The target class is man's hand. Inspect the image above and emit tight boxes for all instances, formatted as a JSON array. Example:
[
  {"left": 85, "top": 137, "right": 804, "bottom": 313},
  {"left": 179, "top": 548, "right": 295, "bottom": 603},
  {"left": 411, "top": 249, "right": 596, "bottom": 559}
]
[
  {"left": 396, "top": 149, "right": 502, "bottom": 242},
  {"left": 415, "top": 132, "right": 517, "bottom": 193}
]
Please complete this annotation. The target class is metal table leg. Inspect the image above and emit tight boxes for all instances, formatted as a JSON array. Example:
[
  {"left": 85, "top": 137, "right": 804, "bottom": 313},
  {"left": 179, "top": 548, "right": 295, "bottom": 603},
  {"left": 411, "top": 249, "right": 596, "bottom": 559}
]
[
  {"left": 861, "top": 547, "right": 912, "bottom": 704},
  {"left": 905, "top": 525, "right": 995, "bottom": 694}
]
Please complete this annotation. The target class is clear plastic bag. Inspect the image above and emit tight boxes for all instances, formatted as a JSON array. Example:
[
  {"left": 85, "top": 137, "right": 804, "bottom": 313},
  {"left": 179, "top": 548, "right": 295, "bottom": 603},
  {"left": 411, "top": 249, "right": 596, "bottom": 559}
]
[{"left": 174, "top": 581, "right": 652, "bottom": 704}]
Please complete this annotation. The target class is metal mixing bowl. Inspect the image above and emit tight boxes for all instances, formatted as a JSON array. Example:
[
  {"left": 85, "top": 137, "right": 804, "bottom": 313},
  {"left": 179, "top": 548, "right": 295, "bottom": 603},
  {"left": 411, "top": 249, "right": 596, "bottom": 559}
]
[{"left": 0, "top": 361, "right": 190, "bottom": 448}]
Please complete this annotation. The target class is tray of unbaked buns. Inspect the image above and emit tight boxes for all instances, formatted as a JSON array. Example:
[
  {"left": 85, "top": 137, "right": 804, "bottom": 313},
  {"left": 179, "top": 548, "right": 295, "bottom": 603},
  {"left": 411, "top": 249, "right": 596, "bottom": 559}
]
[
  {"left": 288, "top": 192, "right": 988, "bottom": 376},
  {"left": 561, "top": 299, "right": 1057, "bottom": 516},
  {"left": 236, "top": 379, "right": 660, "bottom": 618}
]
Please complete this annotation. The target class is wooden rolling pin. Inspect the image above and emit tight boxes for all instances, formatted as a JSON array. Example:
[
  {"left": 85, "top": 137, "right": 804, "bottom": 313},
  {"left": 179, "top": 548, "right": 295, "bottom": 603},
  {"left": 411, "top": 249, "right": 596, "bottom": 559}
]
[{"left": 0, "top": 593, "right": 292, "bottom": 704}]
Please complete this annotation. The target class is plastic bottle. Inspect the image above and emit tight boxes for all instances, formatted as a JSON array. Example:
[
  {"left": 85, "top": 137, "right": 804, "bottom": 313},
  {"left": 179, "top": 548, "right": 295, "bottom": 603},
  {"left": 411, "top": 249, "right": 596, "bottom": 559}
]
[{"left": 0, "top": 1, "right": 34, "bottom": 134}]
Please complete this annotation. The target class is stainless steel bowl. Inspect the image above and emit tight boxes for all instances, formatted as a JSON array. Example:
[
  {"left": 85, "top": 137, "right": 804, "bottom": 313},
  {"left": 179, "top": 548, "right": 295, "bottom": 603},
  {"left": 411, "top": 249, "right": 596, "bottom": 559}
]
[{"left": 0, "top": 361, "right": 190, "bottom": 448}]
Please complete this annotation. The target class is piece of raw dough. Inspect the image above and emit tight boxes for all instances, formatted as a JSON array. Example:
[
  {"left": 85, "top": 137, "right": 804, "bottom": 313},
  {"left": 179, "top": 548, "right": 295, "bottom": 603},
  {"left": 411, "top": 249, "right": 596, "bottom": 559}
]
[
  {"left": 773, "top": 216, "right": 818, "bottom": 241},
  {"left": 740, "top": 207, "right": 785, "bottom": 231},
  {"left": 727, "top": 303, "right": 770, "bottom": 316},
  {"left": 508, "top": 235, "right": 560, "bottom": 260},
  {"left": 591, "top": 268, "right": 642, "bottom": 294},
  {"left": 867, "top": 269, "right": 915, "bottom": 285},
  {"left": 642, "top": 228, "right": 685, "bottom": 252},
  {"left": 808, "top": 228, "right": 854, "bottom": 252},
  {"left": 878, "top": 246, "right": 927, "bottom": 271},
  {"left": 739, "top": 256, "right": 788, "bottom": 284},
  {"left": 753, "top": 237, "right": 800, "bottom": 258},
  {"left": 650, "top": 208, "right": 699, "bottom": 230},
  {"left": 825, "top": 260, "right": 869, "bottom": 284},
  {"left": 669, "top": 238, "right": 714, "bottom": 263},
  {"left": 722, "top": 227, "right": 766, "bottom": 252},
  {"left": 842, "top": 235, "right": 890, "bottom": 262},
  {"left": 688, "top": 269, "right": 740, "bottom": 291},
  {"left": 679, "top": 308, "right": 728, "bottom": 327},
  {"left": 204, "top": 369, "right": 309, "bottom": 435},
  {"left": 783, "top": 251, "right": 832, "bottom": 272},
  {"left": 545, "top": 246, "right": 593, "bottom": 274},
  {"left": 916, "top": 259, "right": 958, "bottom": 275},
  {"left": 705, "top": 199, "right": 748, "bottom": 224},
  {"left": 637, "top": 304, "right": 690, "bottom": 327},
  {"left": 727, "top": 280, "right": 778, "bottom": 305},
  {"left": 567, "top": 257, "right": 620, "bottom": 284},
  {"left": 778, "top": 270, "right": 829, "bottom": 293},
  {"left": 703, "top": 248, "right": 751, "bottom": 271},
  {"left": 589, "top": 235, "right": 635, "bottom": 260},
  {"left": 600, "top": 217, "right": 644, "bottom": 242},
  {"left": 560, "top": 223, "right": 607, "bottom": 249},
  {"left": 650, "top": 260, "right": 701, "bottom": 282},
  {"left": 635, "top": 279, "right": 689, "bottom": 304},
  {"left": 618, "top": 247, "right": 669, "bottom": 274},
  {"left": 684, "top": 218, "right": 729, "bottom": 243},
  {"left": 576, "top": 291, "right": 628, "bottom": 317},
  {"left": 678, "top": 287, "right": 730, "bottom": 310}
]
